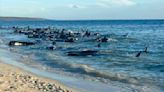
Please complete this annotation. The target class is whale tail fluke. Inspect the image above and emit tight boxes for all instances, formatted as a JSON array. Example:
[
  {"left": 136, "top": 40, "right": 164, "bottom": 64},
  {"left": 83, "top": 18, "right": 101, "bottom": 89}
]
[
  {"left": 144, "top": 47, "right": 148, "bottom": 53},
  {"left": 136, "top": 47, "right": 148, "bottom": 57}
]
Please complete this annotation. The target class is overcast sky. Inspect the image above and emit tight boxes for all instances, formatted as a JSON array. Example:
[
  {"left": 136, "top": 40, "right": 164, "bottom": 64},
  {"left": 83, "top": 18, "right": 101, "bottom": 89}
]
[{"left": 0, "top": 0, "right": 164, "bottom": 20}]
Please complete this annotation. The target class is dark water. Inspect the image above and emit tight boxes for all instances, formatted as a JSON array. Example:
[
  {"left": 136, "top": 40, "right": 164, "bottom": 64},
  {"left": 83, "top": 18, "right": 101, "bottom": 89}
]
[{"left": 0, "top": 20, "right": 164, "bottom": 91}]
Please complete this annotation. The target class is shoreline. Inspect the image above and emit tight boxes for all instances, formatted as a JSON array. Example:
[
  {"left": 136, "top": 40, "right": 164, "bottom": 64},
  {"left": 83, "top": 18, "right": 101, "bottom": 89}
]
[
  {"left": 0, "top": 62, "right": 77, "bottom": 92},
  {"left": 0, "top": 42, "right": 159, "bottom": 92},
  {"left": 0, "top": 48, "right": 121, "bottom": 92}
]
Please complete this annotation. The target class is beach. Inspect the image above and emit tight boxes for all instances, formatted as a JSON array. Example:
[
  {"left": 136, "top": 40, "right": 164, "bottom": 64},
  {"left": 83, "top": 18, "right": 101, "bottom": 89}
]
[{"left": 0, "top": 62, "right": 76, "bottom": 92}]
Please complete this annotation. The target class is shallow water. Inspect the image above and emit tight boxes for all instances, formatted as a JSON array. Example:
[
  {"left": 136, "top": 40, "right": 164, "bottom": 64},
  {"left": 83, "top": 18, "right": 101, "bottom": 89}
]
[{"left": 0, "top": 20, "right": 164, "bottom": 92}]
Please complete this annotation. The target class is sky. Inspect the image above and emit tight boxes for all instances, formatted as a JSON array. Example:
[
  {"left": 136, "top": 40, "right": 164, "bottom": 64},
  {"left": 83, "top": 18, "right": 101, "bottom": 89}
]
[{"left": 0, "top": 0, "right": 164, "bottom": 20}]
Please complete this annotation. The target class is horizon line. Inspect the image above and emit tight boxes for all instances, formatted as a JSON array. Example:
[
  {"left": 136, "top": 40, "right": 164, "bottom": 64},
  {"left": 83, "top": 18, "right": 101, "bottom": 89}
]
[{"left": 0, "top": 16, "right": 164, "bottom": 21}]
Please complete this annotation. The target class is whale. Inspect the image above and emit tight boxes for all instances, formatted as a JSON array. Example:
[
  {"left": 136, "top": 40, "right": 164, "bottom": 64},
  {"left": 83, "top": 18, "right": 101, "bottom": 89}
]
[
  {"left": 67, "top": 50, "right": 98, "bottom": 56},
  {"left": 136, "top": 47, "right": 148, "bottom": 57},
  {"left": 9, "top": 41, "right": 35, "bottom": 46}
]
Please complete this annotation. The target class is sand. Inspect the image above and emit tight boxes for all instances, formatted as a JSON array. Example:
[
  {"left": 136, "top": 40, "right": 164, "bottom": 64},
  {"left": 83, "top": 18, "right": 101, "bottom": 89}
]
[{"left": 0, "top": 62, "right": 77, "bottom": 92}]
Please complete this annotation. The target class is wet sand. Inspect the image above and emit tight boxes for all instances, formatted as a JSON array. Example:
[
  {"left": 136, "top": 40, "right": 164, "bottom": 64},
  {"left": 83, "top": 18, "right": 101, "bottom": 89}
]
[{"left": 0, "top": 62, "right": 77, "bottom": 92}]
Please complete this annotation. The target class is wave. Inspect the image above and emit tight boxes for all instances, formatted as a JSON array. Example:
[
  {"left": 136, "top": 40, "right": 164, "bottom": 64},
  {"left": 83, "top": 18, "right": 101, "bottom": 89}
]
[{"left": 44, "top": 53, "right": 141, "bottom": 84}]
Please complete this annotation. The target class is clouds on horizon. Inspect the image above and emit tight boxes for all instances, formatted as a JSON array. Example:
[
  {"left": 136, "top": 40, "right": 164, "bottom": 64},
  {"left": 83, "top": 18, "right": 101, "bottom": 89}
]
[
  {"left": 69, "top": 4, "right": 86, "bottom": 9},
  {"left": 97, "top": 0, "right": 136, "bottom": 7},
  {"left": 0, "top": 0, "right": 163, "bottom": 19}
]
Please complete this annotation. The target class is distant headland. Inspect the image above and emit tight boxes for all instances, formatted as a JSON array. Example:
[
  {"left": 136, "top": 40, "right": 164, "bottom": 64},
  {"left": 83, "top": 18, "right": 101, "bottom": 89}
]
[{"left": 0, "top": 17, "right": 48, "bottom": 21}]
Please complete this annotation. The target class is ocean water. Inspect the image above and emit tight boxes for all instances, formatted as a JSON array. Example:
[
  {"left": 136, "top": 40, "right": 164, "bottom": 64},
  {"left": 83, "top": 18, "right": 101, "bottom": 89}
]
[{"left": 0, "top": 20, "right": 164, "bottom": 92}]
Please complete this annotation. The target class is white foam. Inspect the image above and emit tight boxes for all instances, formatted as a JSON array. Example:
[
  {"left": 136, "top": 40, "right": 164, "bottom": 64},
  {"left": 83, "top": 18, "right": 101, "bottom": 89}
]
[{"left": 0, "top": 49, "right": 135, "bottom": 92}]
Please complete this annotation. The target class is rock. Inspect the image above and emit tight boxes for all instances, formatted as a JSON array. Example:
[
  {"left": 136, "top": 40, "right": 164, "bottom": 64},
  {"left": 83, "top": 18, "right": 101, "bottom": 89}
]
[
  {"left": 47, "top": 83, "right": 53, "bottom": 90},
  {"left": 9, "top": 85, "right": 17, "bottom": 90},
  {"left": 0, "top": 74, "right": 4, "bottom": 77},
  {"left": 0, "top": 81, "right": 4, "bottom": 84}
]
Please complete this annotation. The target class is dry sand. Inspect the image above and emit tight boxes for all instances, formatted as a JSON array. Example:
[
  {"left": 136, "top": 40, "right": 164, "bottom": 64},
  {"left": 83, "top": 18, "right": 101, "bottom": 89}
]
[{"left": 0, "top": 62, "right": 77, "bottom": 92}]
